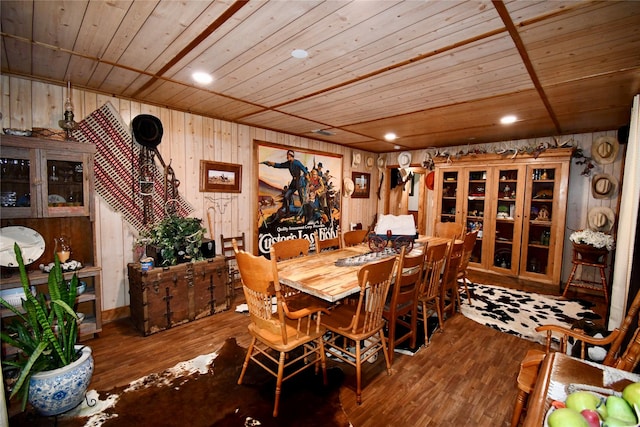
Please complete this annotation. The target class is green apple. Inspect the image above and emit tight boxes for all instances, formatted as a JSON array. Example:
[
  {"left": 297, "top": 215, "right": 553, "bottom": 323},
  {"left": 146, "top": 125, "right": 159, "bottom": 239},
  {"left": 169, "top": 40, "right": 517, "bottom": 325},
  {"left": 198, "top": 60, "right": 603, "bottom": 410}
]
[
  {"left": 566, "top": 391, "right": 602, "bottom": 412},
  {"left": 606, "top": 395, "right": 637, "bottom": 425},
  {"left": 623, "top": 383, "right": 640, "bottom": 408},
  {"left": 548, "top": 408, "right": 589, "bottom": 427}
]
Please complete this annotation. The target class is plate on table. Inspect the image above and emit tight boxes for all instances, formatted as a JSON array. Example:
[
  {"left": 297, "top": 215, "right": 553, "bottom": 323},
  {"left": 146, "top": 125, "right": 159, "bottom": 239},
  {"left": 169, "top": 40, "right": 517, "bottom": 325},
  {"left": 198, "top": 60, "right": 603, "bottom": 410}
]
[{"left": 0, "top": 226, "right": 46, "bottom": 267}]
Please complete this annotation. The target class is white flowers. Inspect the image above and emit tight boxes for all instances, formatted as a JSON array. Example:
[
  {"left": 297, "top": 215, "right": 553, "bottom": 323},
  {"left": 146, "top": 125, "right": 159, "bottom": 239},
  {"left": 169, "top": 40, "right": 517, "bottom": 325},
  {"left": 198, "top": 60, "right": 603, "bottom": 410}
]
[{"left": 569, "top": 229, "right": 615, "bottom": 251}]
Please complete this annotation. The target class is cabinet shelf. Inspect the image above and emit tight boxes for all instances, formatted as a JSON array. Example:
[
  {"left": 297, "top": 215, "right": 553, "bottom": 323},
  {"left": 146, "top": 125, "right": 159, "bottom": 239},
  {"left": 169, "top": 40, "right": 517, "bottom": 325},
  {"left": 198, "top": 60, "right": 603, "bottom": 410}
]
[{"left": 529, "top": 220, "right": 552, "bottom": 226}]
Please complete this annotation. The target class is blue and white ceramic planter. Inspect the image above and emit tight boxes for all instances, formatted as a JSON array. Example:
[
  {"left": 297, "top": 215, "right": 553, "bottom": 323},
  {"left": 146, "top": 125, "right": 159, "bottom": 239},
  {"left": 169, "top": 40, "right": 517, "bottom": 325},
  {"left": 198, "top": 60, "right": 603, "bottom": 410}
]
[{"left": 28, "top": 345, "right": 93, "bottom": 416}]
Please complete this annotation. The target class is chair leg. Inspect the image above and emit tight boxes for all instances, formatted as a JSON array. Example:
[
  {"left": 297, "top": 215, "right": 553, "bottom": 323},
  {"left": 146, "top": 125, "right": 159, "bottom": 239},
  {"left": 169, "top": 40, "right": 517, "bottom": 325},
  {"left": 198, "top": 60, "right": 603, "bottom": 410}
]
[
  {"left": 562, "top": 262, "right": 580, "bottom": 299},
  {"left": 435, "top": 297, "right": 445, "bottom": 333},
  {"left": 510, "top": 389, "right": 528, "bottom": 427},
  {"left": 462, "top": 275, "right": 473, "bottom": 305},
  {"left": 355, "top": 340, "right": 363, "bottom": 405},
  {"left": 318, "top": 338, "right": 328, "bottom": 385},
  {"left": 379, "top": 331, "right": 392, "bottom": 375},
  {"left": 237, "top": 336, "right": 256, "bottom": 385},
  {"left": 273, "top": 351, "right": 286, "bottom": 417},
  {"left": 421, "top": 303, "right": 430, "bottom": 346},
  {"left": 410, "top": 307, "right": 418, "bottom": 349},
  {"left": 387, "top": 319, "right": 396, "bottom": 364}
]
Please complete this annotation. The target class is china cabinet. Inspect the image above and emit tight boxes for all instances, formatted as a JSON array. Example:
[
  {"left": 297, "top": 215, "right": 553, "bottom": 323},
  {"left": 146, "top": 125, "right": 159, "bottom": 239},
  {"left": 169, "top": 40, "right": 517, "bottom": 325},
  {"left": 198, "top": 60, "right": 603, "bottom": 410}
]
[
  {"left": 1, "top": 135, "right": 101, "bottom": 345},
  {"left": 434, "top": 148, "right": 572, "bottom": 286}
]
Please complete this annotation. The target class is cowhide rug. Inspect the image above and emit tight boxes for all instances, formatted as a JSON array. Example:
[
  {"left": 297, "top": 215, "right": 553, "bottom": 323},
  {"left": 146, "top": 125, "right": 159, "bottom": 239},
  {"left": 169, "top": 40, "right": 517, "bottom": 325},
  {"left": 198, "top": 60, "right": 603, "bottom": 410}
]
[
  {"left": 459, "top": 282, "right": 601, "bottom": 345},
  {"left": 9, "top": 338, "right": 350, "bottom": 427}
]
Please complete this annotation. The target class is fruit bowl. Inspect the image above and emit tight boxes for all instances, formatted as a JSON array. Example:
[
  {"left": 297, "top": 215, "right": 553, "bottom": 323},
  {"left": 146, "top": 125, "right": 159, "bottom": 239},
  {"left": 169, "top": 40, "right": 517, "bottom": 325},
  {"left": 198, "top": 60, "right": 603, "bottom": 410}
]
[{"left": 545, "top": 385, "right": 640, "bottom": 427}]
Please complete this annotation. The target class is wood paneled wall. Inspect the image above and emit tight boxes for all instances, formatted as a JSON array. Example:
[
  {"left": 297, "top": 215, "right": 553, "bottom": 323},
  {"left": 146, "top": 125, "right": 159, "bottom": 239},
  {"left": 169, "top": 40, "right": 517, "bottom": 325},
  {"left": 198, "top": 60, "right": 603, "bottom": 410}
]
[{"left": 1, "top": 75, "right": 625, "bottom": 319}]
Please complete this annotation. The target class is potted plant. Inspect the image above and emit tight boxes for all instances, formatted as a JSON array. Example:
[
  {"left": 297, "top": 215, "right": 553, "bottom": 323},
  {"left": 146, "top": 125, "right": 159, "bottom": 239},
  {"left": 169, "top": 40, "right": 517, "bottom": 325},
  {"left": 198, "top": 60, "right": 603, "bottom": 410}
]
[
  {"left": 0, "top": 243, "right": 93, "bottom": 415},
  {"left": 137, "top": 214, "right": 207, "bottom": 266}
]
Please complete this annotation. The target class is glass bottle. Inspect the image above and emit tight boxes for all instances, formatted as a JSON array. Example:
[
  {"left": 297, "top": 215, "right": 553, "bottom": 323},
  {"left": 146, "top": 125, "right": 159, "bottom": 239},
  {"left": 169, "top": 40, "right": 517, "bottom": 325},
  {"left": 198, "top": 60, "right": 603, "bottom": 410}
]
[{"left": 54, "top": 236, "right": 71, "bottom": 262}]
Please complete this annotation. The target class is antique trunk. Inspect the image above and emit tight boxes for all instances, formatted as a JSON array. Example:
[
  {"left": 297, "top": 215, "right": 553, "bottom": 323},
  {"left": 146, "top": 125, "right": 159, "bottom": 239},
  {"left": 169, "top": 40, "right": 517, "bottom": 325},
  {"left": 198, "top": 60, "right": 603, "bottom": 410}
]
[{"left": 128, "top": 256, "right": 229, "bottom": 336}]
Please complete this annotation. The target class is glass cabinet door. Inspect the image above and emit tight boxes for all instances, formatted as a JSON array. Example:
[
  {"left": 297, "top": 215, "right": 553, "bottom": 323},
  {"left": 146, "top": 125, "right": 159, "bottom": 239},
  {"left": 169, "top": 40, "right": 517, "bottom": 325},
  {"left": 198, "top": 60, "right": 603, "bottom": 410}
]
[
  {"left": 43, "top": 152, "right": 91, "bottom": 217},
  {"left": 438, "top": 170, "right": 460, "bottom": 223},
  {"left": 465, "top": 168, "right": 489, "bottom": 265},
  {"left": 521, "top": 165, "right": 557, "bottom": 277},
  {"left": 491, "top": 167, "right": 523, "bottom": 274},
  {"left": 0, "top": 147, "right": 37, "bottom": 218}
]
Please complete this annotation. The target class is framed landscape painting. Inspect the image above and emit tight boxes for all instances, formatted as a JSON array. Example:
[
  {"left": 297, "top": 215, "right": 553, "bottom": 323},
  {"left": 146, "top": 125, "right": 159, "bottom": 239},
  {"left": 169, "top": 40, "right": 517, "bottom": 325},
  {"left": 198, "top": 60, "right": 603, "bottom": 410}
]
[{"left": 199, "top": 160, "right": 242, "bottom": 193}]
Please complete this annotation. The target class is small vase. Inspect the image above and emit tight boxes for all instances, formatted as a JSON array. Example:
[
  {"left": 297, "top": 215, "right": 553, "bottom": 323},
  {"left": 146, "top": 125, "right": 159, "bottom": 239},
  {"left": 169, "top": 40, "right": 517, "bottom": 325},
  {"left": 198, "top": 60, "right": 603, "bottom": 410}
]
[{"left": 28, "top": 345, "right": 94, "bottom": 416}]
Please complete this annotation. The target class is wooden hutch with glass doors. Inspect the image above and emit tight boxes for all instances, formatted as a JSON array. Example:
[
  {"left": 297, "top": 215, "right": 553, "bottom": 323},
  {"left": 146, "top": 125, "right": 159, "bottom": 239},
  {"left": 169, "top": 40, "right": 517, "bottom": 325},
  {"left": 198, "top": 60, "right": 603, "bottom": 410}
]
[
  {"left": 1, "top": 134, "right": 102, "bottom": 351},
  {"left": 433, "top": 148, "right": 573, "bottom": 287}
]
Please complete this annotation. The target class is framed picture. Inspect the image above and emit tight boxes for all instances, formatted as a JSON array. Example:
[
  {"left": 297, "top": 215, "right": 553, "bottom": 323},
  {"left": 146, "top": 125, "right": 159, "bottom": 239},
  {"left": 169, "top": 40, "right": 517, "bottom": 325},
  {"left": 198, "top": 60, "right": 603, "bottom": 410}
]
[
  {"left": 257, "top": 142, "right": 342, "bottom": 257},
  {"left": 352, "top": 172, "right": 371, "bottom": 198},
  {"left": 199, "top": 160, "right": 242, "bottom": 193}
]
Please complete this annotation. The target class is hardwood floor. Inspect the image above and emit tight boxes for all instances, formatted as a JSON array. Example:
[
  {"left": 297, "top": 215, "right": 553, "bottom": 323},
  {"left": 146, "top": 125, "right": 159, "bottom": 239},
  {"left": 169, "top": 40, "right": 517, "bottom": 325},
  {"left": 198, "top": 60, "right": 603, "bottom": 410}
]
[{"left": 9, "top": 276, "right": 608, "bottom": 425}]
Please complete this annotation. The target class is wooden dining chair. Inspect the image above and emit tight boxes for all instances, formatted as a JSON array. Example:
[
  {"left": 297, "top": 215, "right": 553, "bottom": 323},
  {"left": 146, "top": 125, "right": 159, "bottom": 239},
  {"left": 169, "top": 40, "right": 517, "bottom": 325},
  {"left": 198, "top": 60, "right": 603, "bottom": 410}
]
[
  {"left": 343, "top": 229, "right": 369, "bottom": 247},
  {"left": 235, "top": 248, "right": 329, "bottom": 417},
  {"left": 321, "top": 256, "right": 396, "bottom": 404},
  {"left": 510, "top": 288, "right": 640, "bottom": 427},
  {"left": 314, "top": 231, "right": 342, "bottom": 254},
  {"left": 271, "top": 238, "right": 310, "bottom": 261},
  {"left": 382, "top": 244, "right": 426, "bottom": 363},
  {"left": 221, "top": 232, "right": 245, "bottom": 297},
  {"left": 416, "top": 241, "right": 449, "bottom": 345},
  {"left": 457, "top": 230, "right": 478, "bottom": 305},
  {"left": 434, "top": 221, "right": 464, "bottom": 241},
  {"left": 441, "top": 239, "right": 464, "bottom": 317}
]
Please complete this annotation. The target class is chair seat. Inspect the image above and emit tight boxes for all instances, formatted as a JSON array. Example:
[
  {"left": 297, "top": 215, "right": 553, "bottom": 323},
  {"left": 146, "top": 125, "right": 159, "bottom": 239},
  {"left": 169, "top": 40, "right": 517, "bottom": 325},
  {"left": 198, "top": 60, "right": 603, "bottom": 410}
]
[
  {"left": 248, "top": 322, "right": 326, "bottom": 352},
  {"left": 323, "top": 304, "right": 383, "bottom": 341}
]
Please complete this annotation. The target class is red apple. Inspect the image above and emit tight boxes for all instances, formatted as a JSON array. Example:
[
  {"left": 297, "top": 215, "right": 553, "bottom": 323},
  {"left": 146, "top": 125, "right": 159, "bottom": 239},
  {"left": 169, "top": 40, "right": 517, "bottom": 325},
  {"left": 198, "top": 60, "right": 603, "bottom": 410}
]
[{"left": 581, "top": 409, "right": 601, "bottom": 427}]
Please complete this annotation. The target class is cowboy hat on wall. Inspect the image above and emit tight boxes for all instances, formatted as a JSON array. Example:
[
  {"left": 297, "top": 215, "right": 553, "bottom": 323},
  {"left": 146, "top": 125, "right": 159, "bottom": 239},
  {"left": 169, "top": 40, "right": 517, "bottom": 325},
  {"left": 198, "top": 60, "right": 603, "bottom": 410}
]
[
  {"left": 343, "top": 177, "right": 355, "bottom": 198},
  {"left": 591, "top": 136, "right": 620, "bottom": 165},
  {"left": 587, "top": 206, "right": 616, "bottom": 233},
  {"left": 591, "top": 174, "right": 619, "bottom": 199}
]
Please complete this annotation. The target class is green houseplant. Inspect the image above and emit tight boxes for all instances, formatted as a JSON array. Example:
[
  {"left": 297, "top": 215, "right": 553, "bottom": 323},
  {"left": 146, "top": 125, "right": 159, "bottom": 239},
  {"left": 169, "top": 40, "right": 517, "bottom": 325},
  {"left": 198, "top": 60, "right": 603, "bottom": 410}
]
[
  {"left": 138, "top": 214, "right": 206, "bottom": 266},
  {"left": 0, "top": 243, "right": 91, "bottom": 413}
]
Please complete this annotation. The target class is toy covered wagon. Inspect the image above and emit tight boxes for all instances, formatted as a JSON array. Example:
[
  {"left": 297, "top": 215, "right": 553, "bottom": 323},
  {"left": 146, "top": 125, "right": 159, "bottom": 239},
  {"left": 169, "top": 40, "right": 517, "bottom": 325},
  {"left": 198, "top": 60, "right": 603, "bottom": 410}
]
[{"left": 368, "top": 214, "right": 418, "bottom": 253}]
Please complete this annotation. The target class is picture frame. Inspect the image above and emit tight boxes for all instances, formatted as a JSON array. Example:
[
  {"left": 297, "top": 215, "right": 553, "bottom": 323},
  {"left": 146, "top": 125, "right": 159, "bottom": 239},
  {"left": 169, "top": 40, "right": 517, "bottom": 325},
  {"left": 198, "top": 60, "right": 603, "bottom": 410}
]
[
  {"left": 199, "top": 160, "right": 242, "bottom": 193},
  {"left": 352, "top": 172, "right": 371, "bottom": 198}
]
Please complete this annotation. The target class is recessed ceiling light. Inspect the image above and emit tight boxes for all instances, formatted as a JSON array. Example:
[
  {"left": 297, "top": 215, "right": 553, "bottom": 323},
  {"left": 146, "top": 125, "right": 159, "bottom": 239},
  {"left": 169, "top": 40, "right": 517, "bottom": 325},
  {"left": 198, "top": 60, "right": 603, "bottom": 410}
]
[
  {"left": 500, "top": 115, "right": 517, "bottom": 125},
  {"left": 291, "top": 49, "right": 308, "bottom": 59},
  {"left": 192, "top": 72, "right": 213, "bottom": 84},
  {"left": 384, "top": 132, "right": 397, "bottom": 141},
  {"left": 393, "top": 145, "right": 401, "bottom": 150}
]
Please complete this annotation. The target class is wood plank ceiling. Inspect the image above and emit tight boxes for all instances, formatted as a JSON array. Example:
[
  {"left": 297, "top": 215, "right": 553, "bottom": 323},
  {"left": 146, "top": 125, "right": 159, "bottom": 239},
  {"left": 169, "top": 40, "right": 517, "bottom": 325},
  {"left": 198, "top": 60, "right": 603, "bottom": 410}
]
[{"left": 1, "top": 0, "right": 639, "bottom": 153}]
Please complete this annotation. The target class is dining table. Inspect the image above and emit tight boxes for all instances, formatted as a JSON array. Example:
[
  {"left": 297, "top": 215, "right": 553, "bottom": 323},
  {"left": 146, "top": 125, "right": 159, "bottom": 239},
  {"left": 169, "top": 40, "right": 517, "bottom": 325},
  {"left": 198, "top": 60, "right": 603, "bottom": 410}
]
[
  {"left": 523, "top": 351, "right": 640, "bottom": 427},
  {"left": 277, "top": 236, "right": 451, "bottom": 303}
]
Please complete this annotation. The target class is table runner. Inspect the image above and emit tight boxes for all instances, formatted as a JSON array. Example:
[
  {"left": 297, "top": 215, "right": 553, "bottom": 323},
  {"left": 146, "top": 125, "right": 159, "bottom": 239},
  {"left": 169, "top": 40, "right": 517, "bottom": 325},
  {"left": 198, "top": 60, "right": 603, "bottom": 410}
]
[{"left": 74, "top": 102, "right": 193, "bottom": 232}]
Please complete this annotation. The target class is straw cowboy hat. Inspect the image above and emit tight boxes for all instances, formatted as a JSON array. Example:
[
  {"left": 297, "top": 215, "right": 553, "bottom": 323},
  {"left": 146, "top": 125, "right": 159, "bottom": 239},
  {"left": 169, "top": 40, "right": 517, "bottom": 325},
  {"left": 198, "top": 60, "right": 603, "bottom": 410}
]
[
  {"left": 351, "top": 152, "right": 362, "bottom": 168},
  {"left": 591, "top": 136, "right": 619, "bottom": 164},
  {"left": 366, "top": 156, "right": 374, "bottom": 169},
  {"left": 587, "top": 206, "right": 616, "bottom": 233},
  {"left": 398, "top": 151, "right": 412, "bottom": 169},
  {"left": 343, "top": 177, "right": 355, "bottom": 197},
  {"left": 377, "top": 156, "right": 386, "bottom": 172},
  {"left": 591, "top": 173, "right": 619, "bottom": 199}
]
